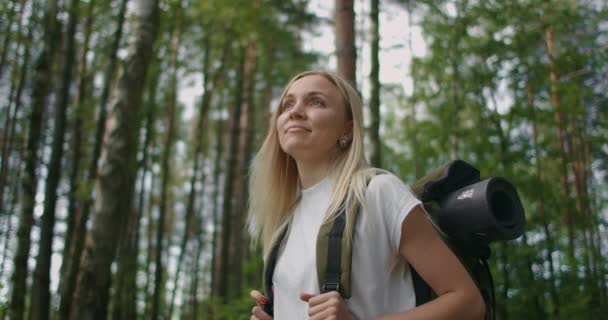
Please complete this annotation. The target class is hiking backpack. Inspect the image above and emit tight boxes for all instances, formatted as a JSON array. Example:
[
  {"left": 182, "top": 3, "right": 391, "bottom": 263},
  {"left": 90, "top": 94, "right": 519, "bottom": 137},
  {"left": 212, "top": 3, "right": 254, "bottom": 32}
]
[{"left": 263, "top": 160, "right": 526, "bottom": 320}]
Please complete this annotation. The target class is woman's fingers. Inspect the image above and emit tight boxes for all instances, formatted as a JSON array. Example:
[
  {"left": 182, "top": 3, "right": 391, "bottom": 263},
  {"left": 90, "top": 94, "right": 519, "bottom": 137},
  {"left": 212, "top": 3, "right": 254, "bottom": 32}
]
[
  {"left": 302, "top": 291, "right": 351, "bottom": 320},
  {"left": 250, "top": 290, "right": 272, "bottom": 320},
  {"left": 250, "top": 289, "right": 269, "bottom": 306},
  {"left": 251, "top": 305, "right": 272, "bottom": 320}
]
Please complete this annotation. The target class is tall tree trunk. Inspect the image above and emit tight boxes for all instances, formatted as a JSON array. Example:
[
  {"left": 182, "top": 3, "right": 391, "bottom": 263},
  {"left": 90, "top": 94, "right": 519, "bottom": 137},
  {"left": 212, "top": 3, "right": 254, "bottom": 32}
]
[
  {"left": 166, "top": 35, "right": 217, "bottom": 320},
  {"left": 139, "top": 55, "right": 161, "bottom": 320},
  {"left": 0, "top": 0, "right": 27, "bottom": 210},
  {"left": 570, "top": 85, "right": 601, "bottom": 316},
  {"left": 545, "top": 26, "right": 576, "bottom": 263},
  {"left": 61, "top": 0, "right": 95, "bottom": 293},
  {"left": 368, "top": 0, "right": 381, "bottom": 167},
  {"left": 8, "top": 1, "right": 59, "bottom": 319},
  {"left": 0, "top": 158, "right": 22, "bottom": 279},
  {"left": 334, "top": 0, "right": 356, "bottom": 88},
  {"left": 190, "top": 236, "right": 204, "bottom": 320},
  {"left": 58, "top": 0, "right": 129, "bottom": 317},
  {"left": 69, "top": 0, "right": 160, "bottom": 318},
  {"left": 142, "top": 172, "right": 157, "bottom": 319},
  {"left": 218, "top": 52, "right": 246, "bottom": 302},
  {"left": 111, "top": 206, "right": 139, "bottom": 320},
  {"left": 0, "top": 0, "right": 20, "bottom": 81},
  {"left": 112, "top": 48, "right": 160, "bottom": 320},
  {"left": 405, "top": 0, "right": 421, "bottom": 178},
  {"left": 527, "top": 81, "right": 559, "bottom": 317},
  {"left": 231, "top": 41, "right": 257, "bottom": 298},
  {"left": 0, "top": 0, "right": 33, "bottom": 283},
  {"left": 209, "top": 93, "right": 227, "bottom": 297},
  {"left": 151, "top": 5, "right": 182, "bottom": 318},
  {"left": 29, "top": 0, "right": 78, "bottom": 317}
]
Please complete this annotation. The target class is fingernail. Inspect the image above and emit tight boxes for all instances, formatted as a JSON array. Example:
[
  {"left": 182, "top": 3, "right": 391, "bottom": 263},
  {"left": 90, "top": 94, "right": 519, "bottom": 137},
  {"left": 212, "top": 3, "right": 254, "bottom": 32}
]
[{"left": 259, "top": 296, "right": 268, "bottom": 304}]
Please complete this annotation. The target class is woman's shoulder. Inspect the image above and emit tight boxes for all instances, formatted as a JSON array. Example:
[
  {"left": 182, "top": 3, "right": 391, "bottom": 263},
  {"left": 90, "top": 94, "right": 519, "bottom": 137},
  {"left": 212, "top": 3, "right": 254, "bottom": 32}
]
[{"left": 365, "top": 171, "right": 416, "bottom": 202}]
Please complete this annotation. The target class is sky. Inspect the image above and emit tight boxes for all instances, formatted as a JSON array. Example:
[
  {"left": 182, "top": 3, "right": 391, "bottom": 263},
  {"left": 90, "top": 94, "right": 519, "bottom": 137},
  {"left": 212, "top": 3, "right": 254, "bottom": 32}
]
[{"left": 178, "top": 0, "right": 428, "bottom": 119}]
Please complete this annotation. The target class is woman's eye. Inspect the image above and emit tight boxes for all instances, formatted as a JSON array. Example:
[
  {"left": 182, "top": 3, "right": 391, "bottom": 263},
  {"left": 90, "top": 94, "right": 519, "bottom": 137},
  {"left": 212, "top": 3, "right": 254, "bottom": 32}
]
[
  {"left": 281, "top": 102, "right": 294, "bottom": 110},
  {"left": 310, "top": 98, "right": 324, "bottom": 107}
]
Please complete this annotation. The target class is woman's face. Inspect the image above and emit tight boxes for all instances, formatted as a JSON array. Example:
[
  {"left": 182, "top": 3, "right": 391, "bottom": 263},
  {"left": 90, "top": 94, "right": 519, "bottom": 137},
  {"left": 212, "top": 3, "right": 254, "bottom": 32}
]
[{"left": 276, "top": 74, "right": 352, "bottom": 164}]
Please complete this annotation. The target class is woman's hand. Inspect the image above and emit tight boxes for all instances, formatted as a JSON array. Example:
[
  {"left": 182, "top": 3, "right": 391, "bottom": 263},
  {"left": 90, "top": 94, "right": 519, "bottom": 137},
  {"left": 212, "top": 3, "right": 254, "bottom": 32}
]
[
  {"left": 250, "top": 290, "right": 272, "bottom": 320},
  {"left": 300, "top": 291, "right": 353, "bottom": 320}
]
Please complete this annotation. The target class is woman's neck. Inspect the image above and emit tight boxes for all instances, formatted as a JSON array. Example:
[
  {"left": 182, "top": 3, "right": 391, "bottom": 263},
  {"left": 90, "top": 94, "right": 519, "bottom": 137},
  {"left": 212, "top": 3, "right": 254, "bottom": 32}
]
[{"left": 296, "top": 159, "right": 333, "bottom": 189}]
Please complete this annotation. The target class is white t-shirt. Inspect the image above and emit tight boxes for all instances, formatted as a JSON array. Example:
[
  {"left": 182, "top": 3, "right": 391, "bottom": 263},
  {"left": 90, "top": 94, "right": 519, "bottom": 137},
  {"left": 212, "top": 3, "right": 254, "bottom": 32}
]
[{"left": 272, "top": 174, "right": 422, "bottom": 319}]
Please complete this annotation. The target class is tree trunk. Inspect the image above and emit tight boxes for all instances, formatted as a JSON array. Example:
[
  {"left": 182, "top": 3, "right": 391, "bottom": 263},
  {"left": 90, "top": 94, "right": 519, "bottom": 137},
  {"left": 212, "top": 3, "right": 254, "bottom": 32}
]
[
  {"left": 0, "top": 0, "right": 20, "bottom": 81},
  {"left": 0, "top": 0, "right": 27, "bottom": 211},
  {"left": 231, "top": 41, "right": 257, "bottom": 298},
  {"left": 60, "top": 0, "right": 95, "bottom": 294},
  {"left": 334, "top": 0, "right": 356, "bottom": 88},
  {"left": 166, "top": 34, "right": 216, "bottom": 320},
  {"left": 0, "top": 159, "right": 22, "bottom": 280},
  {"left": 111, "top": 206, "right": 139, "bottom": 320},
  {"left": 368, "top": 0, "right": 381, "bottom": 167},
  {"left": 218, "top": 52, "right": 246, "bottom": 302},
  {"left": 29, "top": 0, "right": 79, "bottom": 318},
  {"left": 58, "top": 0, "right": 128, "bottom": 317},
  {"left": 545, "top": 26, "right": 576, "bottom": 263},
  {"left": 112, "top": 44, "right": 160, "bottom": 320},
  {"left": 8, "top": 1, "right": 59, "bottom": 319},
  {"left": 191, "top": 237, "right": 204, "bottom": 320},
  {"left": 142, "top": 171, "right": 157, "bottom": 319},
  {"left": 209, "top": 93, "right": 227, "bottom": 298},
  {"left": 405, "top": 0, "right": 421, "bottom": 179},
  {"left": 69, "top": 0, "right": 160, "bottom": 318},
  {"left": 527, "top": 81, "right": 559, "bottom": 317},
  {"left": 151, "top": 6, "right": 182, "bottom": 319}
]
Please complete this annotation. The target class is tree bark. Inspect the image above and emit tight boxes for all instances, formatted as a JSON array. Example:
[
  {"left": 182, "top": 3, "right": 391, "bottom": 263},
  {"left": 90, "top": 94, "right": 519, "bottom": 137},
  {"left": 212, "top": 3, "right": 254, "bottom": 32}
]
[
  {"left": 218, "top": 52, "right": 246, "bottom": 302},
  {"left": 0, "top": 0, "right": 20, "bottom": 81},
  {"left": 8, "top": 1, "right": 59, "bottom": 319},
  {"left": 139, "top": 54, "right": 161, "bottom": 320},
  {"left": 167, "top": 34, "right": 216, "bottom": 320},
  {"left": 545, "top": 26, "right": 576, "bottom": 263},
  {"left": 69, "top": 0, "right": 160, "bottom": 318},
  {"left": 334, "top": 0, "right": 356, "bottom": 88},
  {"left": 58, "top": 0, "right": 129, "bottom": 317},
  {"left": 29, "top": 0, "right": 79, "bottom": 318},
  {"left": 60, "top": 0, "right": 95, "bottom": 294},
  {"left": 209, "top": 93, "right": 226, "bottom": 297},
  {"left": 0, "top": 0, "right": 27, "bottom": 211},
  {"left": 368, "top": 0, "right": 381, "bottom": 167},
  {"left": 527, "top": 81, "right": 559, "bottom": 317},
  {"left": 231, "top": 41, "right": 257, "bottom": 298}
]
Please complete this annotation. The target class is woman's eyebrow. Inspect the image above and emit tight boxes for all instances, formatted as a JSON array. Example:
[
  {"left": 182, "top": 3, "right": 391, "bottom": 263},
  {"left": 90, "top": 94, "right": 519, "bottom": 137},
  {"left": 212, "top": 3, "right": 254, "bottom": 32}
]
[
  {"left": 305, "top": 91, "right": 328, "bottom": 98},
  {"left": 284, "top": 91, "right": 328, "bottom": 99}
]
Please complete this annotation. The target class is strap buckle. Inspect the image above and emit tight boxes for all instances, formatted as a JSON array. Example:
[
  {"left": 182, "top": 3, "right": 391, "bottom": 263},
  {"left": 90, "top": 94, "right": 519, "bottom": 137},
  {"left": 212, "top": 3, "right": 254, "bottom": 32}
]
[{"left": 322, "top": 281, "right": 340, "bottom": 293}]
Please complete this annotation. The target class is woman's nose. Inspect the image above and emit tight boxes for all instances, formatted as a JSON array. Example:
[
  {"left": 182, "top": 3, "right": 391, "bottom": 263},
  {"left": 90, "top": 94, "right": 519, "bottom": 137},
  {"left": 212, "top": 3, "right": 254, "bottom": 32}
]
[{"left": 288, "top": 102, "right": 306, "bottom": 119}]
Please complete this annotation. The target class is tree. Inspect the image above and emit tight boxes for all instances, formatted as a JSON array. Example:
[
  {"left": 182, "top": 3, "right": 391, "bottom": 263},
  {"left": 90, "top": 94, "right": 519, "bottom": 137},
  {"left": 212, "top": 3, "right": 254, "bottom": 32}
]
[
  {"left": 29, "top": 0, "right": 79, "bottom": 317},
  {"left": 335, "top": 0, "right": 357, "bottom": 88},
  {"left": 69, "top": 0, "right": 160, "bottom": 318},
  {"left": 368, "top": 0, "right": 381, "bottom": 167},
  {"left": 7, "top": 1, "right": 59, "bottom": 318}
]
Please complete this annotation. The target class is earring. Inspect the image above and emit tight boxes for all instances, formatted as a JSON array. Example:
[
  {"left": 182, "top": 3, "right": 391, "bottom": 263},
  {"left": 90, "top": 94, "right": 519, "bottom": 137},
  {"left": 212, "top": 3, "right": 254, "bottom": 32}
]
[{"left": 339, "top": 138, "right": 348, "bottom": 148}]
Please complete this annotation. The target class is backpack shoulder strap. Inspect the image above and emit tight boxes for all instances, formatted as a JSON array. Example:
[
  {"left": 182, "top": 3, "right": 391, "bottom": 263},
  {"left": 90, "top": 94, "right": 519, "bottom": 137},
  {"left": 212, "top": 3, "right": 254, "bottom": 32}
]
[
  {"left": 262, "top": 223, "right": 289, "bottom": 316},
  {"left": 316, "top": 204, "right": 353, "bottom": 296}
]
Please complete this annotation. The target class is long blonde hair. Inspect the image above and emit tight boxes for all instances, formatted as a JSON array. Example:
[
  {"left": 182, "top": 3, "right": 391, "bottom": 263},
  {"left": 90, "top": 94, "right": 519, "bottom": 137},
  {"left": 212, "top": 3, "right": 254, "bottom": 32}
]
[{"left": 248, "top": 70, "right": 380, "bottom": 258}]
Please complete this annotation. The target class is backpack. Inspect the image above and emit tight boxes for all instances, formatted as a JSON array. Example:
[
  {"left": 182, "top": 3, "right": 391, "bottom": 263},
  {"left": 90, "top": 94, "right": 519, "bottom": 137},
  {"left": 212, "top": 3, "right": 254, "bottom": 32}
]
[{"left": 263, "top": 160, "right": 525, "bottom": 320}]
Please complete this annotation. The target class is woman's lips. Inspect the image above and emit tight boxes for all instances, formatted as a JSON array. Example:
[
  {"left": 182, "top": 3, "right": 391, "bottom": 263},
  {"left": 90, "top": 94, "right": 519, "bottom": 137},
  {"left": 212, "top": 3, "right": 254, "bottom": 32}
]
[{"left": 286, "top": 125, "right": 310, "bottom": 133}]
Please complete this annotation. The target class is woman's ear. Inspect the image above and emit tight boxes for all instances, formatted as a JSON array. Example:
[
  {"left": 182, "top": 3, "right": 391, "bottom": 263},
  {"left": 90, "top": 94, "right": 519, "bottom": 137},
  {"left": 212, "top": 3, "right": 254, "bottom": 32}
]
[{"left": 342, "top": 120, "right": 354, "bottom": 142}]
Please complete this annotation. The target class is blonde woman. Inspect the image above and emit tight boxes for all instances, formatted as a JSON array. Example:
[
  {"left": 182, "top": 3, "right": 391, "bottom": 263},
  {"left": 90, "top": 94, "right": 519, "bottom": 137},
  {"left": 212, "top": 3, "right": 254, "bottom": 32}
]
[{"left": 248, "top": 71, "right": 484, "bottom": 320}]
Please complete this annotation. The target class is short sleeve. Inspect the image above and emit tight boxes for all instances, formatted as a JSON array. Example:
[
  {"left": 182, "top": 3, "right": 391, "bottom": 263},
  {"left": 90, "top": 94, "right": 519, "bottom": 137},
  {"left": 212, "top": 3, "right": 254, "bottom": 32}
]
[{"left": 365, "top": 174, "right": 422, "bottom": 253}]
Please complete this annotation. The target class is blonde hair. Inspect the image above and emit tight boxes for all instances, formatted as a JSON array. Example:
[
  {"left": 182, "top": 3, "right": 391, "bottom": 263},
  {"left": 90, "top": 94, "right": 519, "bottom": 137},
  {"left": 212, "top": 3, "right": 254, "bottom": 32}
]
[{"left": 248, "top": 70, "right": 381, "bottom": 258}]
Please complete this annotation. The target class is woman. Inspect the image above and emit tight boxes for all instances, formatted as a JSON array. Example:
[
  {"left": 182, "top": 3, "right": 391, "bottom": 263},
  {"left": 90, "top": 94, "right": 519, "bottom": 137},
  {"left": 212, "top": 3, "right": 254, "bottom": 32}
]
[{"left": 247, "top": 70, "right": 484, "bottom": 320}]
